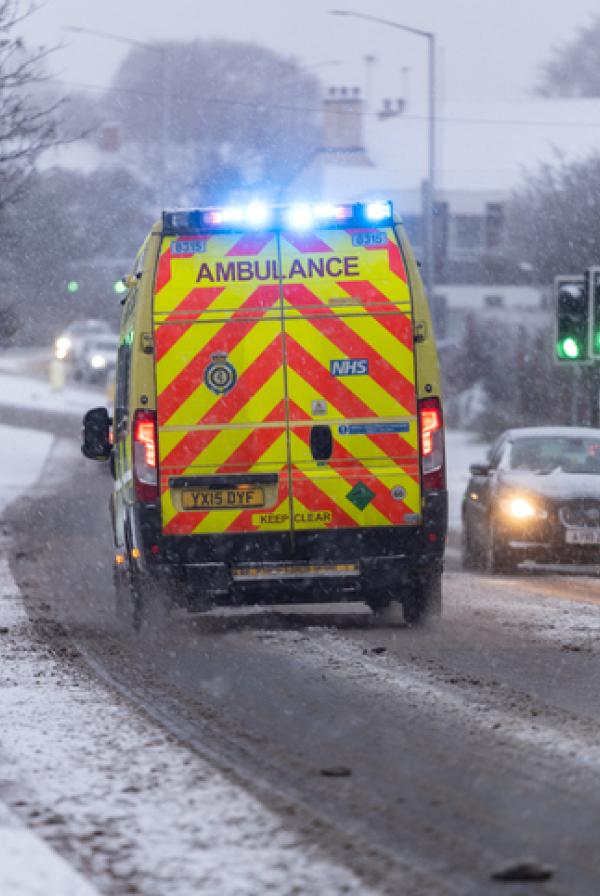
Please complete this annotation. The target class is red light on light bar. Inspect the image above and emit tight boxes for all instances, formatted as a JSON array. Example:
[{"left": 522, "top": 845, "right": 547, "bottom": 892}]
[
  {"left": 333, "top": 205, "right": 353, "bottom": 220},
  {"left": 204, "top": 210, "right": 223, "bottom": 225}
]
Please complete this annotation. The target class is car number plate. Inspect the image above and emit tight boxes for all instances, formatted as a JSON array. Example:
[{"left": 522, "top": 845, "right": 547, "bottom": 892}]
[
  {"left": 182, "top": 486, "right": 265, "bottom": 510},
  {"left": 565, "top": 528, "right": 600, "bottom": 545}
]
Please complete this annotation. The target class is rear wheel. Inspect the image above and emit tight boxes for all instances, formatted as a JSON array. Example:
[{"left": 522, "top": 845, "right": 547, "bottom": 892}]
[
  {"left": 402, "top": 570, "right": 442, "bottom": 626},
  {"left": 368, "top": 599, "right": 404, "bottom": 626},
  {"left": 129, "top": 568, "right": 173, "bottom": 634},
  {"left": 113, "top": 563, "right": 135, "bottom": 630}
]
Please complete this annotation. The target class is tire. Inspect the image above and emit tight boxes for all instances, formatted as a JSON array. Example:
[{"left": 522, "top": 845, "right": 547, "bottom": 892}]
[
  {"left": 403, "top": 570, "right": 442, "bottom": 626},
  {"left": 113, "top": 564, "right": 135, "bottom": 630},
  {"left": 129, "top": 569, "right": 172, "bottom": 635},
  {"left": 487, "top": 526, "right": 518, "bottom": 574},
  {"left": 365, "top": 591, "right": 391, "bottom": 615},
  {"left": 461, "top": 520, "right": 481, "bottom": 570},
  {"left": 368, "top": 599, "right": 404, "bottom": 626}
]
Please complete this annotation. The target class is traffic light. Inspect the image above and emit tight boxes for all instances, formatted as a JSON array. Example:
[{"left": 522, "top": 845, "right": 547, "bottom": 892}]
[
  {"left": 554, "top": 275, "right": 589, "bottom": 363},
  {"left": 66, "top": 280, "right": 80, "bottom": 294},
  {"left": 586, "top": 266, "right": 600, "bottom": 359}
]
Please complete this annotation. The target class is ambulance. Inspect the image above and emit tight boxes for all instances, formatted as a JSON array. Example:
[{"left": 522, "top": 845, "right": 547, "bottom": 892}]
[{"left": 82, "top": 200, "right": 447, "bottom": 624}]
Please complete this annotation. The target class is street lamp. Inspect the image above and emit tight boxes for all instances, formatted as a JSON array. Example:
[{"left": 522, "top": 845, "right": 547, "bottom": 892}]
[
  {"left": 62, "top": 25, "right": 171, "bottom": 207},
  {"left": 329, "top": 10, "right": 436, "bottom": 305}
]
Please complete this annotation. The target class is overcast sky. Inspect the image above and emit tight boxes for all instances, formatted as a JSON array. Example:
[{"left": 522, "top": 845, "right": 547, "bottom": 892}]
[{"left": 21, "top": 0, "right": 600, "bottom": 109}]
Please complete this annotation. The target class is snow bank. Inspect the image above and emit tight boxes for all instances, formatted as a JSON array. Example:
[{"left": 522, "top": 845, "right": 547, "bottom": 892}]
[
  {"left": 445, "top": 430, "right": 488, "bottom": 530},
  {"left": 0, "top": 425, "right": 52, "bottom": 515},
  {"left": 0, "top": 371, "right": 104, "bottom": 417}
]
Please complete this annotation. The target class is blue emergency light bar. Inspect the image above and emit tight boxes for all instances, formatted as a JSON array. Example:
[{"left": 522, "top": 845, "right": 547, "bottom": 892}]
[{"left": 162, "top": 200, "right": 393, "bottom": 234}]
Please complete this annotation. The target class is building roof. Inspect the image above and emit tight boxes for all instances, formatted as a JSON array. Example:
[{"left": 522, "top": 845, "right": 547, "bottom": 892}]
[{"left": 316, "top": 98, "right": 600, "bottom": 212}]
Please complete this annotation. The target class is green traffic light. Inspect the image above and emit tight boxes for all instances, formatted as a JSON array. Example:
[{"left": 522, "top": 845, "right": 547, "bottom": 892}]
[
  {"left": 561, "top": 337, "right": 581, "bottom": 359},
  {"left": 113, "top": 279, "right": 127, "bottom": 295},
  {"left": 67, "top": 280, "right": 79, "bottom": 293}
]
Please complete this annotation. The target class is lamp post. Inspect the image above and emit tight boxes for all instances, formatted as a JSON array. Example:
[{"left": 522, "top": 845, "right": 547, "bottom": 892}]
[
  {"left": 329, "top": 10, "right": 436, "bottom": 305},
  {"left": 63, "top": 26, "right": 170, "bottom": 208}
]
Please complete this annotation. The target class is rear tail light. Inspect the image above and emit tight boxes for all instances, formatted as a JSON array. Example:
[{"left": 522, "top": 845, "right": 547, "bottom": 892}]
[
  {"left": 133, "top": 409, "right": 158, "bottom": 501},
  {"left": 418, "top": 397, "right": 445, "bottom": 490}
]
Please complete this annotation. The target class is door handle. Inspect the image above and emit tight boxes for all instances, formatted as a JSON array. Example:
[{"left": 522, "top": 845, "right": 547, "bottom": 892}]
[{"left": 310, "top": 425, "right": 333, "bottom": 461}]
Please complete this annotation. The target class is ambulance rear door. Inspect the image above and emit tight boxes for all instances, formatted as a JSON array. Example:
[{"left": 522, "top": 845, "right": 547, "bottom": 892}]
[
  {"left": 153, "top": 228, "right": 291, "bottom": 537},
  {"left": 279, "top": 219, "right": 420, "bottom": 533}
]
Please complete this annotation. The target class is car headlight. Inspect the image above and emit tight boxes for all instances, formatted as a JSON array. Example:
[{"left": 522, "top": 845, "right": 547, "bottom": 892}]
[
  {"left": 90, "top": 354, "right": 107, "bottom": 369},
  {"left": 499, "top": 494, "right": 547, "bottom": 520},
  {"left": 55, "top": 336, "right": 71, "bottom": 359}
]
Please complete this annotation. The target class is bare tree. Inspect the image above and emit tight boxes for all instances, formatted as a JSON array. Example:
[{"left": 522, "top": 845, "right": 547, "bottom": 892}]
[
  {"left": 507, "top": 152, "right": 600, "bottom": 283},
  {"left": 0, "top": 1, "right": 61, "bottom": 209},
  {"left": 537, "top": 16, "right": 600, "bottom": 97},
  {"left": 102, "top": 39, "right": 321, "bottom": 204}
]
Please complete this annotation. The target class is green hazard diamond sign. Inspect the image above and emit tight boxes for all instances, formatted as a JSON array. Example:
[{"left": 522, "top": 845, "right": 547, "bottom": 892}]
[{"left": 346, "top": 481, "right": 376, "bottom": 511}]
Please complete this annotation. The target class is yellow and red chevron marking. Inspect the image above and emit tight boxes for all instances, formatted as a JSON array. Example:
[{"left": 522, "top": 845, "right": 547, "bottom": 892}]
[
  {"left": 155, "top": 283, "right": 281, "bottom": 427},
  {"left": 285, "top": 335, "right": 416, "bottom": 437},
  {"left": 283, "top": 284, "right": 415, "bottom": 418},
  {"left": 161, "top": 414, "right": 289, "bottom": 535},
  {"left": 287, "top": 399, "right": 418, "bottom": 527},
  {"left": 291, "top": 431, "right": 418, "bottom": 527}
]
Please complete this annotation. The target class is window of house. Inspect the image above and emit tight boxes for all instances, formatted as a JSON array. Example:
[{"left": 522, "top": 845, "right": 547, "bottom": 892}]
[
  {"left": 453, "top": 215, "right": 484, "bottom": 252},
  {"left": 485, "top": 202, "right": 504, "bottom": 250}
]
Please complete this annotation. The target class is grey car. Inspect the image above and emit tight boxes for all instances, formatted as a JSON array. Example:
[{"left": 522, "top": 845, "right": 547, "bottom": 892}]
[{"left": 462, "top": 426, "right": 600, "bottom": 572}]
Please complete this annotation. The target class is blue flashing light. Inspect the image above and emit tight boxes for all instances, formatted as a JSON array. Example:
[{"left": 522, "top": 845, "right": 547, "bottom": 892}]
[
  {"left": 314, "top": 203, "right": 338, "bottom": 220},
  {"left": 245, "top": 201, "right": 270, "bottom": 228},
  {"left": 365, "top": 200, "right": 392, "bottom": 222},
  {"left": 221, "top": 206, "right": 244, "bottom": 224},
  {"left": 286, "top": 203, "right": 313, "bottom": 231}
]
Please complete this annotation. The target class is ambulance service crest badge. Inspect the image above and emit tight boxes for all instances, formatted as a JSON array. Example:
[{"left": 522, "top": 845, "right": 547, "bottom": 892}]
[{"left": 204, "top": 352, "right": 237, "bottom": 395}]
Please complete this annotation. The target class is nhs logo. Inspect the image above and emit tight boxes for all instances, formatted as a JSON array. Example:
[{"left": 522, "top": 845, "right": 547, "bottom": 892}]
[{"left": 330, "top": 358, "right": 369, "bottom": 377}]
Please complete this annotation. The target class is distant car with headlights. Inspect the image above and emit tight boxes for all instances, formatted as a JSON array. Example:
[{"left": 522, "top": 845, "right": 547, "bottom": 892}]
[
  {"left": 462, "top": 426, "right": 600, "bottom": 572},
  {"left": 54, "top": 319, "right": 114, "bottom": 363},
  {"left": 74, "top": 334, "right": 118, "bottom": 384}
]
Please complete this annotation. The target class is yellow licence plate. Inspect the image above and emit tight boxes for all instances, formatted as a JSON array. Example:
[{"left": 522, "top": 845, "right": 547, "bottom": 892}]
[{"left": 181, "top": 486, "right": 265, "bottom": 510}]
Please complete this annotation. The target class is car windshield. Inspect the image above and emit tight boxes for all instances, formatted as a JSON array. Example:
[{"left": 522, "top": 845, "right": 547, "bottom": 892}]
[{"left": 509, "top": 436, "right": 600, "bottom": 474}]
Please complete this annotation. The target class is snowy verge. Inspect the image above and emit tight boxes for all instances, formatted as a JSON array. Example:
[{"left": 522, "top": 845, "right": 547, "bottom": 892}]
[
  {"left": 0, "top": 826, "right": 99, "bottom": 896},
  {"left": 0, "top": 425, "right": 53, "bottom": 515},
  {"left": 0, "top": 347, "right": 52, "bottom": 376},
  {"left": 0, "top": 428, "right": 100, "bottom": 894},
  {"left": 0, "top": 370, "right": 104, "bottom": 418}
]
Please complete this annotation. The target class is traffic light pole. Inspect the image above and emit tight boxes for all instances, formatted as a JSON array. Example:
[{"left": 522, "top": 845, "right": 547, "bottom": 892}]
[{"left": 589, "top": 366, "right": 600, "bottom": 427}]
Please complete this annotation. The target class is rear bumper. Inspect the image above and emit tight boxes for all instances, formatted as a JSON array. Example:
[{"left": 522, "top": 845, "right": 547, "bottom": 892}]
[{"left": 127, "top": 489, "right": 447, "bottom": 602}]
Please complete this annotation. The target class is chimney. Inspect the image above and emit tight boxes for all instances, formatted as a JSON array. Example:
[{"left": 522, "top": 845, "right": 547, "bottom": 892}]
[
  {"left": 98, "top": 123, "right": 120, "bottom": 153},
  {"left": 321, "top": 86, "right": 371, "bottom": 165}
]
